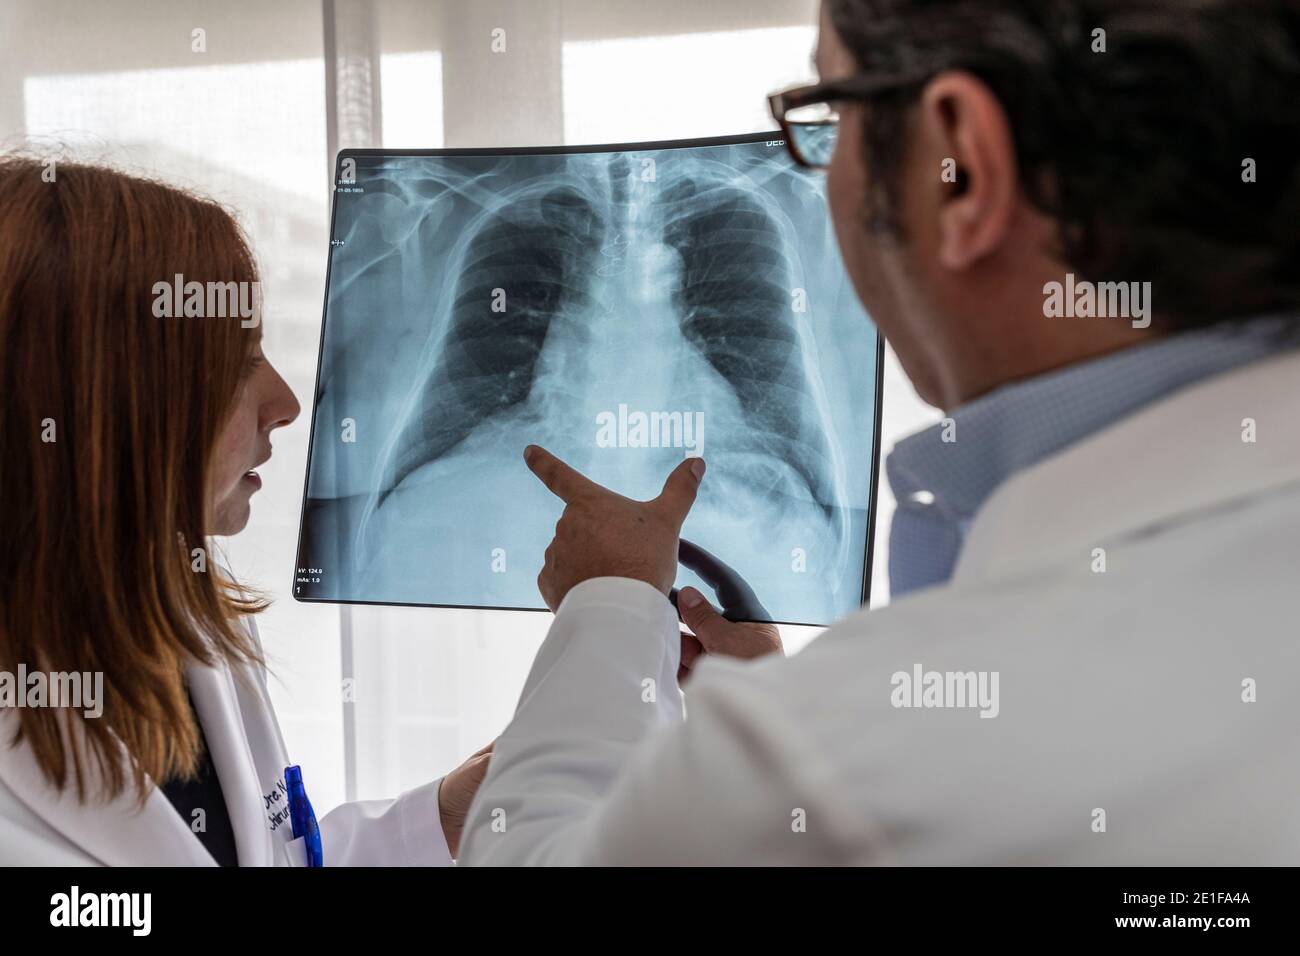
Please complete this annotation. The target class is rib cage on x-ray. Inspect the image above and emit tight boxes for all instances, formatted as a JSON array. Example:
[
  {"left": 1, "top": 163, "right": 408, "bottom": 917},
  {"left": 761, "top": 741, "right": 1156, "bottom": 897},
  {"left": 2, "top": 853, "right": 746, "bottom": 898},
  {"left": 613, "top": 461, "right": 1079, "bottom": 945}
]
[
  {"left": 659, "top": 174, "right": 842, "bottom": 524},
  {"left": 299, "top": 136, "right": 880, "bottom": 626},
  {"left": 359, "top": 153, "right": 848, "bottom": 577},
  {"left": 374, "top": 180, "right": 607, "bottom": 509}
]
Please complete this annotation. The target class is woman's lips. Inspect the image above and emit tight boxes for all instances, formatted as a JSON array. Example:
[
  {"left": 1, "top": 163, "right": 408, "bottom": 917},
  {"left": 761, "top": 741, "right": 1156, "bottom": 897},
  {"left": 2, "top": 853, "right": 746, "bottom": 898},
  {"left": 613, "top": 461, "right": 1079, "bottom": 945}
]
[{"left": 243, "top": 470, "right": 262, "bottom": 490}]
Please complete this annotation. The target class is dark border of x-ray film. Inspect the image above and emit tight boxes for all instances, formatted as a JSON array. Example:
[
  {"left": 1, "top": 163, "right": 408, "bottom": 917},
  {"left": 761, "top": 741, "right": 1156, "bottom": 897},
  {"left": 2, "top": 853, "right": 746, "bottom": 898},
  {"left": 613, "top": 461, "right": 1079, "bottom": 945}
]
[{"left": 291, "top": 130, "right": 885, "bottom": 625}]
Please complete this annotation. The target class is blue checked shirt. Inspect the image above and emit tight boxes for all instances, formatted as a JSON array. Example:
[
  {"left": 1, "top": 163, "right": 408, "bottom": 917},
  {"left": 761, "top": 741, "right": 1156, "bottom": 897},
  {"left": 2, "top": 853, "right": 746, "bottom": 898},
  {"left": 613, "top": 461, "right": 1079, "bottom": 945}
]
[{"left": 886, "top": 314, "right": 1300, "bottom": 598}]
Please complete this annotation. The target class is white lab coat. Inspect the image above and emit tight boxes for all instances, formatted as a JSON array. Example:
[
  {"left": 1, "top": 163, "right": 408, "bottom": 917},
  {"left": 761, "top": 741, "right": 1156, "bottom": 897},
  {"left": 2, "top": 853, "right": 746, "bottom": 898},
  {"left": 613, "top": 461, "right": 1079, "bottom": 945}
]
[
  {"left": 0, "top": 617, "right": 452, "bottom": 866},
  {"left": 461, "top": 348, "right": 1300, "bottom": 865}
]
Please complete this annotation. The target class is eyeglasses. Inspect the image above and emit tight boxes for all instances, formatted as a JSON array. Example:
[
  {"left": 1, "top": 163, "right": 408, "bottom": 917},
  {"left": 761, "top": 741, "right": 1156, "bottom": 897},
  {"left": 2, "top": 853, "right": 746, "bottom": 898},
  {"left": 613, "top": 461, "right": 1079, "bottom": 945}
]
[{"left": 768, "top": 71, "right": 930, "bottom": 170}]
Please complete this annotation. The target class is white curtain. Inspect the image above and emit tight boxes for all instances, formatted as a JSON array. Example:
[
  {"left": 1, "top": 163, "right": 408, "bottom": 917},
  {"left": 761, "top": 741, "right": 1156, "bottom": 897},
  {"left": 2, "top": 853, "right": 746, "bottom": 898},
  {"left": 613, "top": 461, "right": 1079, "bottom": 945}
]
[{"left": 1, "top": 0, "right": 936, "bottom": 816}]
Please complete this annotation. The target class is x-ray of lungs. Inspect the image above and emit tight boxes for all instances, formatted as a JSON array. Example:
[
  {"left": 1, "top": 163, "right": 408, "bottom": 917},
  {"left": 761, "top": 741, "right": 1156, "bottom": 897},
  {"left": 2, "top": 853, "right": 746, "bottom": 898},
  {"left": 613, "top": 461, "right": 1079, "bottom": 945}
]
[{"left": 294, "top": 133, "right": 882, "bottom": 626}]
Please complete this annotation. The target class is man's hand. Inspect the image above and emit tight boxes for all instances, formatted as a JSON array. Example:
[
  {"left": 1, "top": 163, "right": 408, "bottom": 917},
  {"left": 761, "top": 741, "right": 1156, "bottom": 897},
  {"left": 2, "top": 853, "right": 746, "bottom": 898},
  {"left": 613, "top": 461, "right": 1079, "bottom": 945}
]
[
  {"left": 437, "top": 741, "right": 493, "bottom": 859},
  {"left": 676, "top": 586, "right": 783, "bottom": 683},
  {"left": 525, "top": 444, "right": 705, "bottom": 611}
]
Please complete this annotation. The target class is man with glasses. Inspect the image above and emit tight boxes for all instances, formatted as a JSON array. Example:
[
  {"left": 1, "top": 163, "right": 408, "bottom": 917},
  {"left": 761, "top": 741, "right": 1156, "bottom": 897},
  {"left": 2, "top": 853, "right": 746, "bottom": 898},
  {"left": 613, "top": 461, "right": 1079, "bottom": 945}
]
[{"left": 460, "top": 0, "right": 1300, "bottom": 865}]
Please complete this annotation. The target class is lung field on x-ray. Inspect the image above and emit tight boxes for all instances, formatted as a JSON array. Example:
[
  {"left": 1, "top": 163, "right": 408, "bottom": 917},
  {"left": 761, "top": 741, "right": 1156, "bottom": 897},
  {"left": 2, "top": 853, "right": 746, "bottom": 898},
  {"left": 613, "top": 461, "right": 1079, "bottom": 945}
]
[
  {"left": 377, "top": 182, "right": 605, "bottom": 506},
  {"left": 296, "top": 139, "right": 879, "bottom": 626}
]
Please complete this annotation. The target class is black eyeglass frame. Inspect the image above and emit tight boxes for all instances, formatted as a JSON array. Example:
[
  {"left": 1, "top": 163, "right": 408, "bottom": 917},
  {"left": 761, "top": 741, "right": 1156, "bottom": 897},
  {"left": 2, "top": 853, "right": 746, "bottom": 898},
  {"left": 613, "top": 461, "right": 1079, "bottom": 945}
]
[{"left": 768, "top": 71, "right": 932, "bottom": 169}]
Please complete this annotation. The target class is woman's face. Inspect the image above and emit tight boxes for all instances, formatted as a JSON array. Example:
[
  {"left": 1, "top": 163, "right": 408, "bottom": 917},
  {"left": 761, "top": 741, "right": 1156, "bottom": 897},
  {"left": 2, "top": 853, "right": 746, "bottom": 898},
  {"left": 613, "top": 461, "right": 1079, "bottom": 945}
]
[{"left": 209, "top": 340, "right": 301, "bottom": 536}]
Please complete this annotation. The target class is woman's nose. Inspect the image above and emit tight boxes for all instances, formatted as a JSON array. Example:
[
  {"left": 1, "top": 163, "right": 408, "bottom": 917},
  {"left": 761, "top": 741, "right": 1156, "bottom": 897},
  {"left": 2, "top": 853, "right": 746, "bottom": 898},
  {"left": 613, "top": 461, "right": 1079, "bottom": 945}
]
[{"left": 267, "top": 364, "right": 302, "bottom": 430}]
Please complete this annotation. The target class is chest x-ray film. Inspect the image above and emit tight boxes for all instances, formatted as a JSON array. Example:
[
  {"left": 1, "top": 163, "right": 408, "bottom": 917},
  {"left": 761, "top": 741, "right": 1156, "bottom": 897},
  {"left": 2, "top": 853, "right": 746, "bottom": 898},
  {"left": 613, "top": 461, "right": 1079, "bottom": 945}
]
[{"left": 294, "top": 133, "right": 882, "bottom": 626}]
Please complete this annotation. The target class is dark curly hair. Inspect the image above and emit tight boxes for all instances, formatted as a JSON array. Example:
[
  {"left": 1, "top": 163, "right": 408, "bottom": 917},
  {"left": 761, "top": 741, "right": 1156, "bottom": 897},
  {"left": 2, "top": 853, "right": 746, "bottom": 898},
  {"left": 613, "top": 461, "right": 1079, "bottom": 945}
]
[{"left": 827, "top": 0, "right": 1300, "bottom": 327}]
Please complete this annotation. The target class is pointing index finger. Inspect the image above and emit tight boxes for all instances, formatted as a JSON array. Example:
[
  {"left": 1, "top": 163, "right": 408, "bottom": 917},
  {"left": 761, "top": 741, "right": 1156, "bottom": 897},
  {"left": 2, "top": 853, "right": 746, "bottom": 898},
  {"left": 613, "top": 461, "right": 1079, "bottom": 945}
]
[{"left": 524, "top": 444, "right": 602, "bottom": 504}]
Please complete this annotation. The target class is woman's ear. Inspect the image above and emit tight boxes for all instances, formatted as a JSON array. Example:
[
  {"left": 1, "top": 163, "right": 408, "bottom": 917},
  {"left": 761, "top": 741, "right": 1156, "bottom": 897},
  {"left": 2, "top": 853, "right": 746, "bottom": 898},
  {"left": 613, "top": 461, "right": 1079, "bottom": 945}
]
[{"left": 918, "top": 70, "right": 1019, "bottom": 271}]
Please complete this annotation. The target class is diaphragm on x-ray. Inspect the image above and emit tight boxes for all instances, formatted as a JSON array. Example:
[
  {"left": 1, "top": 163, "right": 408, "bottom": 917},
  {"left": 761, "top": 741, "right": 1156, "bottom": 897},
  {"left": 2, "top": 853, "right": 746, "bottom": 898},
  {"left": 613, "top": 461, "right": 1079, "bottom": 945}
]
[{"left": 294, "top": 133, "right": 881, "bottom": 626}]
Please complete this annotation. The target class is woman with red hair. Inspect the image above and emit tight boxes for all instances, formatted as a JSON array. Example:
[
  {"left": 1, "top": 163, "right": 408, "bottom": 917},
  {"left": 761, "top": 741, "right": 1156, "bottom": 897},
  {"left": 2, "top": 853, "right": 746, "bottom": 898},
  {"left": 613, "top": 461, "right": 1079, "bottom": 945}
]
[{"left": 0, "top": 156, "right": 488, "bottom": 866}]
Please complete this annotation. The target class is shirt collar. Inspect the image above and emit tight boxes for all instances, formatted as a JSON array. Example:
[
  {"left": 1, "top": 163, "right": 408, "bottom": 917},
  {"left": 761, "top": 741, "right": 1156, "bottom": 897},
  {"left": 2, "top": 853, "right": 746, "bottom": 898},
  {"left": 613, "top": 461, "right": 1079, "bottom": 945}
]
[{"left": 886, "top": 314, "right": 1300, "bottom": 528}]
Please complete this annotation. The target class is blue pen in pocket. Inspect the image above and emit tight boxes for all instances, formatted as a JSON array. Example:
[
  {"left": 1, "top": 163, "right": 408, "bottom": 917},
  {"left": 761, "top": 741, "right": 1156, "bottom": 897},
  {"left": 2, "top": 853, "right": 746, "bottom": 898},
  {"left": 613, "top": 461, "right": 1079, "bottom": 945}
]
[{"left": 285, "top": 765, "right": 324, "bottom": 867}]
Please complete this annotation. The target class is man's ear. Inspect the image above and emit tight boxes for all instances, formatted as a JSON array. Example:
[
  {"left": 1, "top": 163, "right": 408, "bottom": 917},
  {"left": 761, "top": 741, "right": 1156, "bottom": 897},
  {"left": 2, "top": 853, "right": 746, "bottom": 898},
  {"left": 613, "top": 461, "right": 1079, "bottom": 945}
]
[{"left": 919, "top": 70, "right": 1019, "bottom": 270}]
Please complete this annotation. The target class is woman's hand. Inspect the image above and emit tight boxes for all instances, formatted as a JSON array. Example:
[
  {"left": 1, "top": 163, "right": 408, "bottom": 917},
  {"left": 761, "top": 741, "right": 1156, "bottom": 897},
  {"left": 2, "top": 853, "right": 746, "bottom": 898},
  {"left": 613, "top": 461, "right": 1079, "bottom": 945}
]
[
  {"left": 437, "top": 741, "right": 493, "bottom": 859},
  {"left": 676, "top": 586, "right": 783, "bottom": 683}
]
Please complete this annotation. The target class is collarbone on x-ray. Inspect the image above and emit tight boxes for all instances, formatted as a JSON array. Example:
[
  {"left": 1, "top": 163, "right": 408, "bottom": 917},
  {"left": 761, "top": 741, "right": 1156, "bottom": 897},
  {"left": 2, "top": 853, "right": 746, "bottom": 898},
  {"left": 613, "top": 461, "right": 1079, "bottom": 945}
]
[{"left": 297, "top": 135, "right": 880, "bottom": 626}]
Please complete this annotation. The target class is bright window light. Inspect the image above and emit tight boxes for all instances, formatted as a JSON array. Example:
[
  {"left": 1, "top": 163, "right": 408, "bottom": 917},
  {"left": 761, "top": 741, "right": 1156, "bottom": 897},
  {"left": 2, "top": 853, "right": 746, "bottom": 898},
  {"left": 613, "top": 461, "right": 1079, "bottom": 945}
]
[
  {"left": 381, "top": 50, "right": 444, "bottom": 148},
  {"left": 562, "top": 26, "right": 816, "bottom": 145},
  {"left": 24, "top": 59, "right": 324, "bottom": 203}
]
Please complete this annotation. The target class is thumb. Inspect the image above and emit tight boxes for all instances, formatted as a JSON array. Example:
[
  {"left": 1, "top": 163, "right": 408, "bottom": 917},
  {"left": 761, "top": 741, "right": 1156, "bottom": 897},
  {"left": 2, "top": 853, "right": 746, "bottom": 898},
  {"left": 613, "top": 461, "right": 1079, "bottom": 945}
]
[
  {"left": 676, "top": 586, "right": 729, "bottom": 651},
  {"left": 655, "top": 456, "right": 705, "bottom": 527}
]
